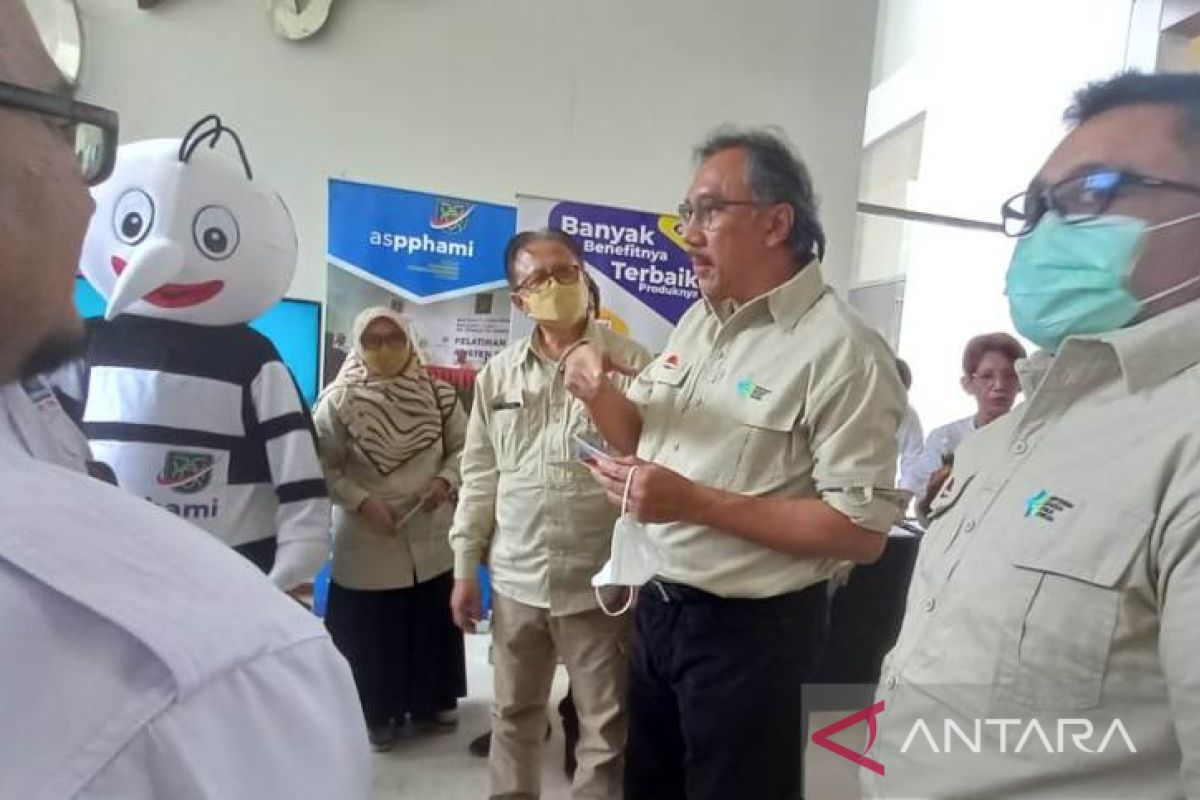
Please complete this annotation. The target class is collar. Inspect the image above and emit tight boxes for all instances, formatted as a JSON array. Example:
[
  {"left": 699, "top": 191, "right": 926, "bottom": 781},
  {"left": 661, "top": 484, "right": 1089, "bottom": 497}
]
[
  {"left": 1018, "top": 297, "right": 1200, "bottom": 395},
  {"left": 702, "top": 259, "right": 826, "bottom": 330},
  {"left": 519, "top": 319, "right": 602, "bottom": 365}
]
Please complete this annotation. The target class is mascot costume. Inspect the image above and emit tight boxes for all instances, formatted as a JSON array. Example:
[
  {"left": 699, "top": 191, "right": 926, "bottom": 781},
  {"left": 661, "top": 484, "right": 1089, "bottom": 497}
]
[{"left": 67, "top": 115, "right": 329, "bottom": 591}]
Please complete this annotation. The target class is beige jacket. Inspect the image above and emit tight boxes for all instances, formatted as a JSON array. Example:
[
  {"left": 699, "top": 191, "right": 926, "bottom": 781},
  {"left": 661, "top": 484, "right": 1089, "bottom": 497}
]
[
  {"left": 449, "top": 322, "right": 651, "bottom": 615},
  {"left": 315, "top": 372, "right": 467, "bottom": 591}
]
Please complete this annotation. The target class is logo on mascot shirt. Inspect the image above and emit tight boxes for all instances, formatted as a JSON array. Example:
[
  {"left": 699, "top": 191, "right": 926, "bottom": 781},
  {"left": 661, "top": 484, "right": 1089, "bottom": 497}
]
[
  {"left": 430, "top": 198, "right": 474, "bottom": 233},
  {"left": 156, "top": 451, "right": 216, "bottom": 494}
]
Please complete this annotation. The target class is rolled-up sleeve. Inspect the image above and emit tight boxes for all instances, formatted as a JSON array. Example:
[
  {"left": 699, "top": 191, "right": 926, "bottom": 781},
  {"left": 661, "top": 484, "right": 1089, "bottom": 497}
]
[{"left": 807, "top": 357, "right": 907, "bottom": 533}]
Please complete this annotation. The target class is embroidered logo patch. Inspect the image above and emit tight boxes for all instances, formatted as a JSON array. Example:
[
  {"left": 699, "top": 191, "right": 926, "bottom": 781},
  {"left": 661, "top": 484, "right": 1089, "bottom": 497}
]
[
  {"left": 156, "top": 451, "right": 216, "bottom": 495},
  {"left": 737, "top": 377, "right": 772, "bottom": 401},
  {"left": 1024, "top": 489, "right": 1075, "bottom": 522}
]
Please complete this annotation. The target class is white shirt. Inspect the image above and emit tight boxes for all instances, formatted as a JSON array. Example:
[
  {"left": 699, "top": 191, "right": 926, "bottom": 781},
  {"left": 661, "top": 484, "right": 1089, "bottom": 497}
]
[
  {"left": 0, "top": 378, "right": 91, "bottom": 474},
  {"left": 0, "top": 431, "right": 370, "bottom": 799},
  {"left": 895, "top": 405, "right": 925, "bottom": 496},
  {"left": 908, "top": 415, "right": 977, "bottom": 501}
]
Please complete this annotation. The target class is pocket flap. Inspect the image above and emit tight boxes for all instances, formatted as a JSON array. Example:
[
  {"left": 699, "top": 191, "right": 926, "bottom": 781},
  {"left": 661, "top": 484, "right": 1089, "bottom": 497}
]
[
  {"left": 1005, "top": 491, "right": 1149, "bottom": 588},
  {"left": 647, "top": 359, "right": 689, "bottom": 387},
  {"left": 728, "top": 391, "right": 805, "bottom": 432}
]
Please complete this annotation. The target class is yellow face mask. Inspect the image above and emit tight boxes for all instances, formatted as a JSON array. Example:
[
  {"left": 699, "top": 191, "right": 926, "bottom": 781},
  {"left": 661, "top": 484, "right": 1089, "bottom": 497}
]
[
  {"left": 523, "top": 278, "right": 587, "bottom": 325},
  {"left": 362, "top": 343, "right": 411, "bottom": 377}
]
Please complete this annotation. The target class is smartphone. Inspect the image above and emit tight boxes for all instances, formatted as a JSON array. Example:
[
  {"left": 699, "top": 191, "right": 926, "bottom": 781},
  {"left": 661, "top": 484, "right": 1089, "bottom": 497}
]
[{"left": 572, "top": 434, "right": 610, "bottom": 463}]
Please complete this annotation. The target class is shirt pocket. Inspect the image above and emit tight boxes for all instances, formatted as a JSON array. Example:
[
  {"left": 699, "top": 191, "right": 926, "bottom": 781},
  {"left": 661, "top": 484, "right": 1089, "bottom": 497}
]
[
  {"left": 639, "top": 361, "right": 691, "bottom": 455},
  {"left": 722, "top": 392, "right": 806, "bottom": 492},
  {"left": 993, "top": 492, "right": 1148, "bottom": 711},
  {"left": 489, "top": 391, "right": 527, "bottom": 472}
]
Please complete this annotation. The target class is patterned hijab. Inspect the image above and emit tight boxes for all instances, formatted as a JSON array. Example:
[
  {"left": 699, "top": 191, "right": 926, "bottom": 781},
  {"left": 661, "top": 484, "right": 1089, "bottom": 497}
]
[{"left": 322, "top": 307, "right": 456, "bottom": 476}]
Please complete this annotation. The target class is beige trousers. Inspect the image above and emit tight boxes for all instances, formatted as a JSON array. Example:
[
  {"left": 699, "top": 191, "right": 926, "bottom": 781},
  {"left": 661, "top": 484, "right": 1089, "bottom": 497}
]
[{"left": 488, "top": 592, "right": 630, "bottom": 800}]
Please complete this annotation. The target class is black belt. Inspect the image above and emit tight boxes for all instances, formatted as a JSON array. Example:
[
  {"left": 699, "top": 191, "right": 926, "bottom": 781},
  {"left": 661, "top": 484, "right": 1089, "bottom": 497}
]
[{"left": 647, "top": 578, "right": 826, "bottom": 608}]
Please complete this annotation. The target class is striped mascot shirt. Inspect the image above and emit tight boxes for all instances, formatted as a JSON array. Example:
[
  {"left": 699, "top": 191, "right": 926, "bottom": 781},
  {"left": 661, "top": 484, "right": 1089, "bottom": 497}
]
[{"left": 68, "top": 316, "right": 329, "bottom": 551}]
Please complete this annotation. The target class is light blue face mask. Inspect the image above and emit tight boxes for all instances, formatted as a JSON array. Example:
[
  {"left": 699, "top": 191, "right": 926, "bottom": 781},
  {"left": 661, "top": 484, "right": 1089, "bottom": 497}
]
[{"left": 1005, "top": 211, "right": 1200, "bottom": 352}]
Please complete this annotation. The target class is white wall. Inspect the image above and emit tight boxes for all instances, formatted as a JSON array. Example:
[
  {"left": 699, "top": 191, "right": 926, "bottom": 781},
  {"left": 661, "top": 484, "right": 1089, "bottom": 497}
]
[
  {"left": 77, "top": 0, "right": 879, "bottom": 304},
  {"left": 854, "top": 0, "right": 1137, "bottom": 430}
]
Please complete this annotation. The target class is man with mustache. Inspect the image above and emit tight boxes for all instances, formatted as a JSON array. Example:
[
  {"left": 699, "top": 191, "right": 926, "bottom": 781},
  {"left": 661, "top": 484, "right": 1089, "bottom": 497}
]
[{"left": 562, "top": 129, "right": 908, "bottom": 800}]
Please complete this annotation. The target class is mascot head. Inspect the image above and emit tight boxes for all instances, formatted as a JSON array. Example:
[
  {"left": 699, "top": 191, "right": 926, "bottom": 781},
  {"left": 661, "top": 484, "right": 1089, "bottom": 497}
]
[{"left": 80, "top": 115, "right": 297, "bottom": 326}]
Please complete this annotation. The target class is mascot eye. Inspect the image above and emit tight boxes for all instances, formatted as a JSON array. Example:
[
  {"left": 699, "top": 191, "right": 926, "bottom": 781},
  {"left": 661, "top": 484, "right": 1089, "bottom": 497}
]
[
  {"left": 193, "top": 206, "right": 240, "bottom": 261},
  {"left": 112, "top": 189, "right": 155, "bottom": 245}
]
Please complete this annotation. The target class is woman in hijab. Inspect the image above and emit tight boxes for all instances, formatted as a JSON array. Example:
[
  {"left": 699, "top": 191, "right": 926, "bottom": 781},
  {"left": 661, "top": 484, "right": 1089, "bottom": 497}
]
[{"left": 314, "top": 307, "right": 468, "bottom": 752}]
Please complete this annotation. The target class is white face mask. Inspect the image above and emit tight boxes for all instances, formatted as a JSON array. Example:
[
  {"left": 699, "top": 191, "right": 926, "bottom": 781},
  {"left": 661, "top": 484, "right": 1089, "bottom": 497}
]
[{"left": 592, "top": 466, "right": 663, "bottom": 616}]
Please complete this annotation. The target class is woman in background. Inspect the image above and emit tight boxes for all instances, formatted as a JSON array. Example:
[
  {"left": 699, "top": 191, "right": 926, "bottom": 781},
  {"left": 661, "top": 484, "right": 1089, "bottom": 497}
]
[
  {"left": 913, "top": 332, "right": 1027, "bottom": 522},
  {"left": 315, "top": 307, "right": 468, "bottom": 752}
]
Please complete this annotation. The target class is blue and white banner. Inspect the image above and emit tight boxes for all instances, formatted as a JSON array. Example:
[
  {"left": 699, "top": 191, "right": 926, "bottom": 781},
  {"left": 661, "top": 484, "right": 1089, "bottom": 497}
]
[
  {"left": 513, "top": 195, "right": 697, "bottom": 353},
  {"left": 328, "top": 179, "right": 515, "bottom": 304}
]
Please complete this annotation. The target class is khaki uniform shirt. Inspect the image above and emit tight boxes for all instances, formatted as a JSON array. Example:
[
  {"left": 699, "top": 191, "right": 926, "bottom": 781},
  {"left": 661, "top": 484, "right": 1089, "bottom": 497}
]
[
  {"left": 868, "top": 300, "right": 1200, "bottom": 798},
  {"left": 314, "top": 378, "right": 466, "bottom": 591},
  {"left": 628, "top": 263, "right": 907, "bottom": 598},
  {"left": 450, "top": 322, "right": 650, "bottom": 616}
]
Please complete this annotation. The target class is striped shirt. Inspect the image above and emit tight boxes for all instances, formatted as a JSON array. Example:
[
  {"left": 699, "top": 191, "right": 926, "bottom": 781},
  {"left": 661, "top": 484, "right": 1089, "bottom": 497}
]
[{"left": 63, "top": 316, "right": 329, "bottom": 557}]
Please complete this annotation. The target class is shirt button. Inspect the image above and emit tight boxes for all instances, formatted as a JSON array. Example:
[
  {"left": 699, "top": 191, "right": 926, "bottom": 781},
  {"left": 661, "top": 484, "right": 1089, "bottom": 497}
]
[
  {"left": 884, "top": 674, "right": 897, "bottom": 691},
  {"left": 964, "top": 520, "right": 976, "bottom": 533},
  {"left": 922, "top": 598, "right": 936, "bottom": 612},
  {"left": 672, "top": 442, "right": 680, "bottom": 452},
  {"left": 1012, "top": 441, "right": 1028, "bottom": 455}
]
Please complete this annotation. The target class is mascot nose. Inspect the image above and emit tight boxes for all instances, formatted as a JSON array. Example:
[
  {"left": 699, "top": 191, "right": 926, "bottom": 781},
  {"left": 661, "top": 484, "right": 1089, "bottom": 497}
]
[{"left": 105, "top": 240, "right": 186, "bottom": 320}]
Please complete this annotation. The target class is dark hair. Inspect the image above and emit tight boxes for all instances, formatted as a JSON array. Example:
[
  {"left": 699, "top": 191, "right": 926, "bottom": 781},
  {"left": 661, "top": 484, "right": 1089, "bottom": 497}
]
[
  {"left": 503, "top": 228, "right": 585, "bottom": 286},
  {"left": 585, "top": 273, "right": 601, "bottom": 318},
  {"left": 894, "top": 358, "right": 912, "bottom": 391},
  {"left": 1066, "top": 72, "right": 1200, "bottom": 153},
  {"left": 694, "top": 127, "right": 825, "bottom": 263},
  {"left": 962, "top": 333, "right": 1026, "bottom": 376}
]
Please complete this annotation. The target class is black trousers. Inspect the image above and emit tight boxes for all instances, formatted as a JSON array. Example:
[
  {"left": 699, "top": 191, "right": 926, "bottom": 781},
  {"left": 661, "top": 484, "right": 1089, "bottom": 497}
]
[
  {"left": 325, "top": 571, "right": 466, "bottom": 727},
  {"left": 625, "top": 580, "right": 829, "bottom": 800}
]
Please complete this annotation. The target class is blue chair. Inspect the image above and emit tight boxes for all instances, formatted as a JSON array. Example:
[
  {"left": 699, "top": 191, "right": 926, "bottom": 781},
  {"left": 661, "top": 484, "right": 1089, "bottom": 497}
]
[
  {"left": 477, "top": 565, "right": 492, "bottom": 620},
  {"left": 311, "top": 560, "right": 332, "bottom": 618}
]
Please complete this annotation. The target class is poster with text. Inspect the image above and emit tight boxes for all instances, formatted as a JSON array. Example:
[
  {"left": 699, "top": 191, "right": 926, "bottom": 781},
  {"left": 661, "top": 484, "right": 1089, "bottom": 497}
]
[
  {"left": 326, "top": 179, "right": 516, "bottom": 379},
  {"left": 512, "top": 195, "right": 697, "bottom": 353}
]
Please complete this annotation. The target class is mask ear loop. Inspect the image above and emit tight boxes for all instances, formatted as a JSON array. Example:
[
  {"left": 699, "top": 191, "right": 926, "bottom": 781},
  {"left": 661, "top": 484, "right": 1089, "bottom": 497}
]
[{"left": 595, "top": 466, "right": 638, "bottom": 617}]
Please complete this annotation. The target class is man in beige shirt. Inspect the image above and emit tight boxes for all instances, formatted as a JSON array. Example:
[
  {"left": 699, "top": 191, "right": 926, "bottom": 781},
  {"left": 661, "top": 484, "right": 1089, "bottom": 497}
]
[
  {"left": 865, "top": 72, "right": 1200, "bottom": 798},
  {"left": 563, "top": 129, "right": 907, "bottom": 800},
  {"left": 449, "top": 229, "right": 650, "bottom": 800}
]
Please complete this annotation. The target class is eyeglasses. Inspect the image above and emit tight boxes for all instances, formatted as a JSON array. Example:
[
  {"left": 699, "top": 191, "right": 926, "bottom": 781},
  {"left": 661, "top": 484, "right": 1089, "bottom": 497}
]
[
  {"left": 0, "top": 80, "right": 119, "bottom": 186},
  {"left": 971, "top": 369, "right": 1019, "bottom": 387},
  {"left": 677, "top": 197, "right": 771, "bottom": 230},
  {"left": 1000, "top": 168, "right": 1200, "bottom": 237},
  {"left": 515, "top": 263, "right": 581, "bottom": 294}
]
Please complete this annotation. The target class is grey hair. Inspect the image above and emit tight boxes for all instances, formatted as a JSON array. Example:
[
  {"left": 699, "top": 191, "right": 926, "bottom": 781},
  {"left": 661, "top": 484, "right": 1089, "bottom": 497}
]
[{"left": 694, "top": 126, "right": 825, "bottom": 263}]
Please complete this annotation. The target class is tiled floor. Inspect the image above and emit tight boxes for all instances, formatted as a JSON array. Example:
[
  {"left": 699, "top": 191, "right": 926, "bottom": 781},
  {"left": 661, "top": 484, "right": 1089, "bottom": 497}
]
[
  {"left": 370, "top": 634, "right": 572, "bottom": 799},
  {"left": 368, "top": 636, "right": 862, "bottom": 799}
]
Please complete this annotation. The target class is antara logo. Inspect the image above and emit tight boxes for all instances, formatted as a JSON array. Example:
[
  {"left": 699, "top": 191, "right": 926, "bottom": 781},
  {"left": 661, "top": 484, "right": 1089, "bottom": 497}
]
[
  {"left": 811, "top": 700, "right": 886, "bottom": 775},
  {"left": 810, "top": 700, "right": 1137, "bottom": 775}
]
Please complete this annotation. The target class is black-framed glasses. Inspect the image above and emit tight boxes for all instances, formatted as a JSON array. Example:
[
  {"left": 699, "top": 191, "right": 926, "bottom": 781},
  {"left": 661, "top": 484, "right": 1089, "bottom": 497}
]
[
  {"left": 677, "top": 197, "right": 771, "bottom": 230},
  {"left": 0, "top": 80, "right": 119, "bottom": 186},
  {"left": 515, "top": 263, "right": 581, "bottom": 294},
  {"left": 1000, "top": 168, "right": 1200, "bottom": 237}
]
